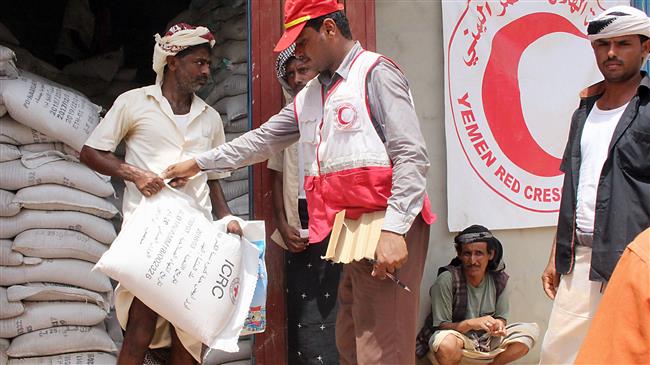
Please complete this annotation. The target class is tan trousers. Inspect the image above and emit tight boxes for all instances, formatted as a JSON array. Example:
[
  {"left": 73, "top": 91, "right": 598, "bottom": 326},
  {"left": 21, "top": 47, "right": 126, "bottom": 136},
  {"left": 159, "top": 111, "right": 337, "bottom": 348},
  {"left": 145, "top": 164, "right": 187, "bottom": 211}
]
[
  {"left": 428, "top": 323, "right": 539, "bottom": 364},
  {"left": 538, "top": 246, "right": 604, "bottom": 365},
  {"left": 335, "top": 215, "right": 430, "bottom": 365}
]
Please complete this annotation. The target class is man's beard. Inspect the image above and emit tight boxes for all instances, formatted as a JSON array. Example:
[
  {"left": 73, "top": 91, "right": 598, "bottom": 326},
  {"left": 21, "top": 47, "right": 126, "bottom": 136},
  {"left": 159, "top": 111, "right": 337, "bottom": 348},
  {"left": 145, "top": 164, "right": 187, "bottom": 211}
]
[{"left": 178, "top": 72, "right": 207, "bottom": 94}]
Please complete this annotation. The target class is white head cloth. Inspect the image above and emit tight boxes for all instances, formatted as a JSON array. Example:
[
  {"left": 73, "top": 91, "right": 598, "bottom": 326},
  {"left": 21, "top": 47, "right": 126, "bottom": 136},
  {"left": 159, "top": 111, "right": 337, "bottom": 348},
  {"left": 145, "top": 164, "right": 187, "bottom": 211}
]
[
  {"left": 152, "top": 23, "right": 215, "bottom": 85},
  {"left": 587, "top": 5, "right": 650, "bottom": 42}
]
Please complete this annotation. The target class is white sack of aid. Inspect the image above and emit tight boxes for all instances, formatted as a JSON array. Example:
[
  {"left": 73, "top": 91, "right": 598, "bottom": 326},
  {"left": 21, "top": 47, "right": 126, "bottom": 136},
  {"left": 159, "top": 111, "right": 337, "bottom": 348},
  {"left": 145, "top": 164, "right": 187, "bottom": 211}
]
[{"left": 94, "top": 187, "right": 260, "bottom": 352}]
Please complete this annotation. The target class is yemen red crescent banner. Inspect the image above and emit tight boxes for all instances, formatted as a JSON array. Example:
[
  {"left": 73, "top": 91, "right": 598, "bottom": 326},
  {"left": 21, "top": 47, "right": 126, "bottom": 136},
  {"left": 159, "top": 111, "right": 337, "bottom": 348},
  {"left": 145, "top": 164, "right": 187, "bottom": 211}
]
[{"left": 443, "top": 0, "right": 628, "bottom": 231}]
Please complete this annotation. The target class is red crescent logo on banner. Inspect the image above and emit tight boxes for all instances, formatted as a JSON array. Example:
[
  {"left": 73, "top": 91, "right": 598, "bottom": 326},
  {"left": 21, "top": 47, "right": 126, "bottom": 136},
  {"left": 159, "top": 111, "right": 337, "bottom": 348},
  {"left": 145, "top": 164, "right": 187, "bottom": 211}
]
[
  {"left": 482, "top": 13, "right": 584, "bottom": 177},
  {"left": 446, "top": 5, "right": 594, "bottom": 213}
]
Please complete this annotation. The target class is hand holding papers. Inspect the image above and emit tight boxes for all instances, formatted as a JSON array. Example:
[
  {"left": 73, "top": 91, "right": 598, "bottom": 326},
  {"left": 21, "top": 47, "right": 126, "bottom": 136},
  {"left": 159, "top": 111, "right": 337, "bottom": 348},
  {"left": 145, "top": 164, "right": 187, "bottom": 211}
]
[
  {"left": 322, "top": 210, "right": 411, "bottom": 292},
  {"left": 322, "top": 210, "right": 385, "bottom": 263}
]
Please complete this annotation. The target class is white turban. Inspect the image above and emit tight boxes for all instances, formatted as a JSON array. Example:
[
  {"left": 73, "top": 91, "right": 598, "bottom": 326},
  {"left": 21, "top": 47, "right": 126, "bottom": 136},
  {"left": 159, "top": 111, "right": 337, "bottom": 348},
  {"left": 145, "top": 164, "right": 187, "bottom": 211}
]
[
  {"left": 587, "top": 5, "right": 650, "bottom": 42},
  {"left": 152, "top": 23, "right": 215, "bottom": 85}
]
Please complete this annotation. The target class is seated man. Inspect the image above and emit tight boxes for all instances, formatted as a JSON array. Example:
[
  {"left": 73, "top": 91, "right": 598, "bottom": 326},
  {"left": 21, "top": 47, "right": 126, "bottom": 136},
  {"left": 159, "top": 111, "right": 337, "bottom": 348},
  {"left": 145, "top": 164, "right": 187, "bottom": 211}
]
[{"left": 426, "top": 225, "right": 538, "bottom": 365}]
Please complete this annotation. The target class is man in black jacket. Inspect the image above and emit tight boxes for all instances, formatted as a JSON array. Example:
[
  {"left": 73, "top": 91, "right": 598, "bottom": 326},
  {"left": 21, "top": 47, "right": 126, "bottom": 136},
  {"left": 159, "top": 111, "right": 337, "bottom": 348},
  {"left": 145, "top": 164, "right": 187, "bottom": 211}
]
[{"left": 539, "top": 6, "right": 650, "bottom": 364}]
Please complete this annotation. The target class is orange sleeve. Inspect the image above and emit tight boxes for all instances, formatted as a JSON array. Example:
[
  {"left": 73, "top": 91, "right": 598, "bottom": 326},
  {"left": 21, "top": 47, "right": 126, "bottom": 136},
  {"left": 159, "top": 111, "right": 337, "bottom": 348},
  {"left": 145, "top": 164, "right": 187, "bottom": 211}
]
[{"left": 574, "top": 229, "right": 650, "bottom": 364}]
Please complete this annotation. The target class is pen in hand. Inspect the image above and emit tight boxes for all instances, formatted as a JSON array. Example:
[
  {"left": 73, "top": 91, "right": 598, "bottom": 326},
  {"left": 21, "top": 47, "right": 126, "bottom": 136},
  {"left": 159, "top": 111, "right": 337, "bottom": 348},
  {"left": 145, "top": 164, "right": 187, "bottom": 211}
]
[
  {"left": 369, "top": 259, "right": 412, "bottom": 293},
  {"left": 384, "top": 271, "right": 412, "bottom": 293}
]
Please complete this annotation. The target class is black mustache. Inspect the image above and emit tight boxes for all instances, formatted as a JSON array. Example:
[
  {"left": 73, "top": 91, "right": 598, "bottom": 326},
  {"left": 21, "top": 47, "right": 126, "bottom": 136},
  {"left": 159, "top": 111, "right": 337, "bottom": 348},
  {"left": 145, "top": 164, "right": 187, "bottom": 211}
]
[{"left": 605, "top": 57, "right": 622, "bottom": 64}]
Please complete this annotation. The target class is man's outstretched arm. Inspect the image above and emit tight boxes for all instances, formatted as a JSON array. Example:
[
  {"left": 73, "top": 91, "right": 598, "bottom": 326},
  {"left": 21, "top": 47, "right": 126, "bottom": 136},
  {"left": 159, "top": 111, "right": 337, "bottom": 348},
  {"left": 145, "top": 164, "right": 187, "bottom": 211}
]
[{"left": 163, "top": 103, "right": 300, "bottom": 180}]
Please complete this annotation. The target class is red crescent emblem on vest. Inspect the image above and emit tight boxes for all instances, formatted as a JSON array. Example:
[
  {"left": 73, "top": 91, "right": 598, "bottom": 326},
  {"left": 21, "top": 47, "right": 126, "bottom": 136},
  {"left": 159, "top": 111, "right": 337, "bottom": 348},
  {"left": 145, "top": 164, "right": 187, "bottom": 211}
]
[{"left": 336, "top": 103, "right": 358, "bottom": 129}]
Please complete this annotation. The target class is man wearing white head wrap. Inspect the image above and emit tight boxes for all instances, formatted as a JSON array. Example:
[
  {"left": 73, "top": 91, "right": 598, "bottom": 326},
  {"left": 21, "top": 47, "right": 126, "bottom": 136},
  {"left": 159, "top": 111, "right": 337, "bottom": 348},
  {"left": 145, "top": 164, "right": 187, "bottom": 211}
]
[
  {"left": 539, "top": 5, "right": 650, "bottom": 364},
  {"left": 587, "top": 5, "right": 650, "bottom": 41},
  {"left": 80, "top": 23, "right": 240, "bottom": 365},
  {"left": 152, "top": 22, "right": 216, "bottom": 85}
]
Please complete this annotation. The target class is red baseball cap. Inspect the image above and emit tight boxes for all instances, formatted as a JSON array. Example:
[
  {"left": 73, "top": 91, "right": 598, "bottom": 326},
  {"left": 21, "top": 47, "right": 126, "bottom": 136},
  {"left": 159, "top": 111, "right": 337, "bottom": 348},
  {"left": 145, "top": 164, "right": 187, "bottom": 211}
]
[{"left": 274, "top": 0, "right": 344, "bottom": 52}]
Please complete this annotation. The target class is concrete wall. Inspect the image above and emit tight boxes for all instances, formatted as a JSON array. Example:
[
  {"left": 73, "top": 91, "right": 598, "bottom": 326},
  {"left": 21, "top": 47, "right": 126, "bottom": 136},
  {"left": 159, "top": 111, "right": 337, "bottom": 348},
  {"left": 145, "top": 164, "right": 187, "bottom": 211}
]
[{"left": 375, "top": 1, "right": 555, "bottom": 363}]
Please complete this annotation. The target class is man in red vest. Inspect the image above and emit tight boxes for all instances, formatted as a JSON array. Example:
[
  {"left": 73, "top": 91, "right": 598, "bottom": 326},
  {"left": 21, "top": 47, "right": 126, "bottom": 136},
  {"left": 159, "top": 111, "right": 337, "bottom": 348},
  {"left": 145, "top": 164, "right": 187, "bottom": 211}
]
[{"left": 163, "top": 1, "right": 435, "bottom": 363}]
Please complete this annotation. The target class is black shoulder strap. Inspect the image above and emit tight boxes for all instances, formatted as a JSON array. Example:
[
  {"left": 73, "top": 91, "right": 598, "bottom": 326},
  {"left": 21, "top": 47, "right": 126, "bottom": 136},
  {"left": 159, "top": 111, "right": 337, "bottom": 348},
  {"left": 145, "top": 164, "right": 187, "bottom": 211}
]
[
  {"left": 415, "top": 311, "right": 434, "bottom": 358},
  {"left": 492, "top": 271, "right": 510, "bottom": 299},
  {"left": 415, "top": 263, "right": 467, "bottom": 358},
  {"left": 446, "top": 265, "right": 468, "bottom": 323}
]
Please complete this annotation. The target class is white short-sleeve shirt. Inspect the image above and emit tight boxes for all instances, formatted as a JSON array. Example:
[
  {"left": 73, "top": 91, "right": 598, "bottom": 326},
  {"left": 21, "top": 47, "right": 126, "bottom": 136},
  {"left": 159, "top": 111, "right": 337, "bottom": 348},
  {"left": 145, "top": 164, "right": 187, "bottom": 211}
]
[{"left": 85, "top": 85, "right": 229, "bottom": 222}]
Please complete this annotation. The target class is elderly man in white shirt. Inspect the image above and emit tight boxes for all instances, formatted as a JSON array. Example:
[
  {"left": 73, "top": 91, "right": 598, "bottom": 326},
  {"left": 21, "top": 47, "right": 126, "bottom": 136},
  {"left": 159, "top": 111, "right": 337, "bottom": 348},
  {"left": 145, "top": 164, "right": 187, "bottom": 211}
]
[{"left": 80, "top": 23, "right": 240, "bottom": 365}]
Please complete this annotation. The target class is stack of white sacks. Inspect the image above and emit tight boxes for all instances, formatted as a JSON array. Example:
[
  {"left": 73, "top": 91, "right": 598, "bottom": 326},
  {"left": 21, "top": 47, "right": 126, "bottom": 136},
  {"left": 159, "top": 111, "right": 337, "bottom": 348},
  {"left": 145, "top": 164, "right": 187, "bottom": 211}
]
[
  {"left": 171, "top": 0, "right": 250, "bottom": 220},
  {"left": 1, "top": 0, "right": 253, "bottom": 360},
  {"left": 1, "top": 15, "right": 138, "bottom": 114},
  {"left": 0, "top": 47, "right": 119, "bottom": 364}
]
